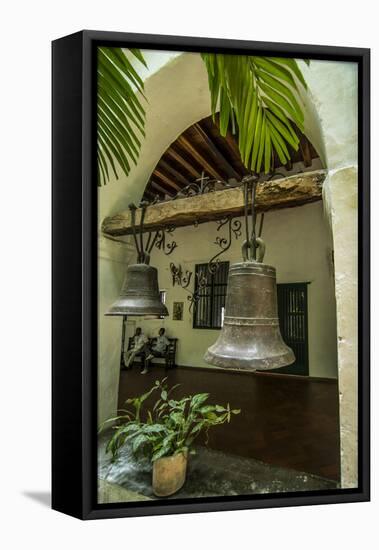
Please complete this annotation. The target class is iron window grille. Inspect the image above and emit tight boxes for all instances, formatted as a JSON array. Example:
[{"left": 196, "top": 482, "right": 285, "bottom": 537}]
[{"left": 193, "top": 261, "right": 229, "bottom": 329}]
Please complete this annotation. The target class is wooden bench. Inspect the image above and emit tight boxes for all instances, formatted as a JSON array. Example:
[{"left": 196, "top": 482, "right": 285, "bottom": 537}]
[{"left": 125, "top": 337, "right": 178, "bottom": 369}]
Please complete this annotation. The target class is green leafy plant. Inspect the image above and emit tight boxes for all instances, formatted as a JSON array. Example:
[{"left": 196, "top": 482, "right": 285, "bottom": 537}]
[
  {"left": 97, "top": 47, "right": 147, "bottom": 186},
  {"left": 97, "top": 49, "right": 310, "bottom": 186},
  {"left": 201, "top": 54, "right": 309, "bottom": 174},
  {"left": 100, "top": 378, "right": 240, "bottom": 463}
]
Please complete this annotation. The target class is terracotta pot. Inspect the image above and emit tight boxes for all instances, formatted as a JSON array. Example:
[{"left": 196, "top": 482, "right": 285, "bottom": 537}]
[{"left": 152, "top": 451, "right": 188, "bottom": 497}]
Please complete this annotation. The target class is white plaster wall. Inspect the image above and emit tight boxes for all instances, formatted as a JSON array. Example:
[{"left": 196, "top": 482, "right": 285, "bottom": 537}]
[
  {"left": 97, "top": 237, "right": 134, "bottom": 425},
  {"left": 303, "top": 60, "right": 358, "bottom": 170},
  {"left": 136, "top": 201, "right": 337, "bottom": 378}
]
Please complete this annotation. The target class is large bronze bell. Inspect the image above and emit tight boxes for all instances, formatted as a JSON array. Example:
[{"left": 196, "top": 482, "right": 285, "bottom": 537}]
[
  {"left": 106, "top": 263, "right": 168, "bottom": 318},
  {"left": 204, "top": 260, "right": 295, "bottom": 371}
]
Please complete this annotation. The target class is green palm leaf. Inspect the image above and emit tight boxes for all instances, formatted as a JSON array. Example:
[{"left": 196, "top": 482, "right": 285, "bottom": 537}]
[
  {"left": 97, "top": 47, "right": 147, "bottom": 186},
  {"left": 201, "top": 53, "right": 308, "bottom": 174}
]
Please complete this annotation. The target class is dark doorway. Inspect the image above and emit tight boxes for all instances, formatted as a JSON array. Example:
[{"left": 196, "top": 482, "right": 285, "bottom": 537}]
[{"left": 275, "top": 282, "right": 309, "bottom": 376}]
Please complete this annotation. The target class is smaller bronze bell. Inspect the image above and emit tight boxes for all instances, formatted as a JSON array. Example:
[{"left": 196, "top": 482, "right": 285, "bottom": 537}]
[{"left": 106, "top": 263, "right": 168, "bottom": 318}]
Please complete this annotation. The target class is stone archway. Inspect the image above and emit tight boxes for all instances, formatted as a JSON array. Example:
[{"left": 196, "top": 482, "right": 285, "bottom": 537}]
[{"left": 304, "top": 60, "right": 359, "bottom": 488}]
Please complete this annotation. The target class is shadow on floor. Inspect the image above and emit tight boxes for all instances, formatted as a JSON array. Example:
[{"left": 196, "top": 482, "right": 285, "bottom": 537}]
[{"left": 22, "top": 491, "right": 51, "bottom": 508}]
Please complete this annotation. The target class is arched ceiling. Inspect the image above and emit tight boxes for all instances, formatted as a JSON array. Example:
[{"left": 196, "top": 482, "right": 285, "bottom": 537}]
[{"left": 143, "top": 113, "right": 320, "bottom": 201}]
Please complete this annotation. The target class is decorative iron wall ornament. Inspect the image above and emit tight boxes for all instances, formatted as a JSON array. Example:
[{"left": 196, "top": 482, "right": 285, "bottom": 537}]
[
  {"left": 169, "top": 262, "right": 208, "bottom": 312},
  {"left": 208, "top": 216, "right": 242, "bottom": 274},
  {"left": 102, "top": 215, "right": 178, "bottom": 258},
  {"left": 126, "top": 198, "right": 178, "bottom": 258},
  {"left": 153, "top": 226, "right": 178, "bottom": 256},
  {"left": 170, "top": 262, "right": 192, "bottom": 289},
  {"left": 172, "top": 172, "right": 231, "bottom": 199}
]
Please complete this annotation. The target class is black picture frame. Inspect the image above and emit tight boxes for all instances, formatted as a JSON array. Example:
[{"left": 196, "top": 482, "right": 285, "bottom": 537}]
[
  {"left": 173, "top": 302, "right": 184, "bottom": 321},
  {"left": 52, "top": 30, "right": 370, "bottom": 520}
]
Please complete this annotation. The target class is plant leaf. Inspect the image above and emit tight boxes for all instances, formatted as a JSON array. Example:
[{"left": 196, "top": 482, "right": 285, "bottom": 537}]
[
  {"left": 190, "top": 393, "right": 210, "bottom": 409},
  {"left": 97, "top": 47, "right": 147, "bottom": 186},
  {"left": 132, "top": 434, "right": 148, "bottom": 454},
  {"left": 201, "top": 53, "right": 307, "bottom": 174}
]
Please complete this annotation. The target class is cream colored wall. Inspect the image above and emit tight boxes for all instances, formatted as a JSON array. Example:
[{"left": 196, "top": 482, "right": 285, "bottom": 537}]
[
  {"left": 98, "top": 236, "right": 134, "bottom": 424},
  {"left": 137, "top": 201, "right": 337, "bottom": 379}
]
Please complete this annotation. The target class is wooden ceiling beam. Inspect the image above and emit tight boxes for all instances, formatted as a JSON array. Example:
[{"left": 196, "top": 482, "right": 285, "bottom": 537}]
[
  {"left": 222, "top": 129, "right": 250, "bottom": 176},
  {"left": 177, "top": 135, "right": 224, "bottom": 180},
  {"left": 150, "top": 180, "right": 173, "bottom": 197},
  {"left": 153, "top": 168, "right": 181, "bottom": 191},
  {"left": 193, "top": 123, "right": 240, "bottom": 180},
  {"left": 299, "top": 138, "right": 312, "bottom": 167},
  {"left": 102, "top": 170, "right": 327, "bottom": 237},
  {"left": 166, "top": 147, "right": 201, "bottom": 179},
  {"left": 158, "top": 158, "right": 189, "bottom": 186}
]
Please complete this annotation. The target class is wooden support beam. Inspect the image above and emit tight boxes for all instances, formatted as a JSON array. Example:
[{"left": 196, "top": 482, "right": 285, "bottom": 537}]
[
  {"left": 102, "top": 170, "right": 327, "bottom": 237},
  {"left": 300, "top": 137, "right": 312, "bottom": 167},
  {"left": 193, "top": 123, "right": 240, "bottom": 180},
  {"left": 153, "top": 168, "right": 181, "bottom": 191},
  {"left": 150, "top": 180, "right": 172, "bottom": 197},
  {"left": 158, "top": 158, "right": 189, "bottom": 186},
  {"left": 177, "top": 135, "right": 224, "bottom": 180},
  {"left": 166, "top": 147, "right": 201, "bottom": 179},
  {"left": 210, "top": 113, "right": 243, "bottom": 165}
]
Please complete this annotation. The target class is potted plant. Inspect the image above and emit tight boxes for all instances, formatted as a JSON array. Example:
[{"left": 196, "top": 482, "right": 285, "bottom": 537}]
[{"left": 100, "top": 378, "right": 240, "bottom": 497}]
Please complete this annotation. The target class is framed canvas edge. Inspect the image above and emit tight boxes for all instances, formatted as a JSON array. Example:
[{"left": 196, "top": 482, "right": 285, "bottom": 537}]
[{"left": 52, "top": 30, "right": 370, "bottom": 520}]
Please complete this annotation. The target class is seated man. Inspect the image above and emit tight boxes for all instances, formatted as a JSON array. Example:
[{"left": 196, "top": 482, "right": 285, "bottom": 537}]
[
  {"left": 124, "top": 327, "right": 148, "bottom": 370},
  {"left": 142, "top": 327, "right": 170, "bottom": 374}
]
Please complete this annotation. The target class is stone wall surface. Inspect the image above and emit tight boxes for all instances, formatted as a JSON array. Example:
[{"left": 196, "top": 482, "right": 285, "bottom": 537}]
[
  {"left": 323, "top": 167, "right": 358, "bottom": 488},
  {"left": 305, "top": 61, "right": 359, "bottom": 489}
]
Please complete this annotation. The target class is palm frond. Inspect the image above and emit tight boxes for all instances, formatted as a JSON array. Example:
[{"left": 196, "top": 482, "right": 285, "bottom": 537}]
[
  {"left": 97, "top": 47, "right": 147, "bottom": 186},
  {"left": 201, "top": 54, "right": 308, "bottom": 174}
]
